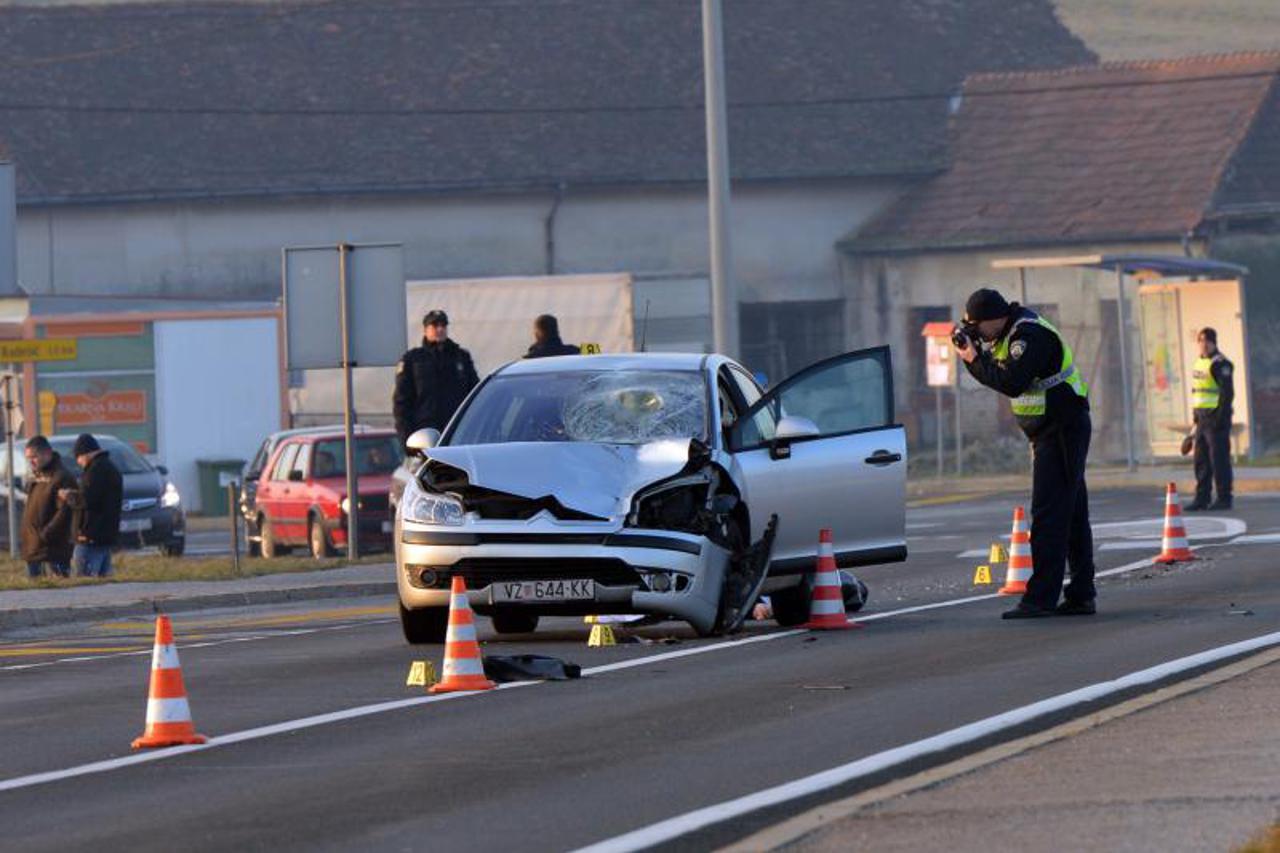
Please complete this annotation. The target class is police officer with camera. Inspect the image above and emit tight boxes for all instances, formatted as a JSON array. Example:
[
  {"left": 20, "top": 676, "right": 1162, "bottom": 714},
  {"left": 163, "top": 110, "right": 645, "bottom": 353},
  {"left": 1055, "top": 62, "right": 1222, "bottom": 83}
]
[{"left": 953, "top": 288, "right": 1096, "bottom": 619}]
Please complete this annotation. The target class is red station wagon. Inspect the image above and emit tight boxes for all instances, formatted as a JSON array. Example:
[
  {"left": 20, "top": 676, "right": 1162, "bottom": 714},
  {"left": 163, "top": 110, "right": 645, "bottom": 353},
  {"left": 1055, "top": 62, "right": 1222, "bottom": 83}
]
[{"left": 253, "top": 429, "right": 404, "bottom": 558}]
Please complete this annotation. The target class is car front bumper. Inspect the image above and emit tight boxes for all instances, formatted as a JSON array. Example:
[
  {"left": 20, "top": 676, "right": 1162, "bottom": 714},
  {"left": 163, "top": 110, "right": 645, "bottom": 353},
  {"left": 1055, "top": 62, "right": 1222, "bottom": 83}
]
[
  {"left": 117, "top": 506, "right": 185, "bottom": 550},
  {"left": 395, "top": 520, "right": 730, "bottom": 634}
]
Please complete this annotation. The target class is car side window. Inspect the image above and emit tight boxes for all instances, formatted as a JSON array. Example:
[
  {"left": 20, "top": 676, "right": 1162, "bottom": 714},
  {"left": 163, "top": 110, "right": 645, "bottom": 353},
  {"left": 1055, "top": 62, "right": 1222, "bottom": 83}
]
[
  {"left": 270, "top": 443, "right": 299, "bottom": 482},
  {"left": 291, "top": 444, "right": 312, "bottom": 480},
  {"left": 247, "top": 439, "right": 271, "bottom": 479},
  {"left": 716, "top": 378, "right": 739, "bottom": 432},
  {"left": 729, "top": 366, "right": 777, "bottom": 447}
]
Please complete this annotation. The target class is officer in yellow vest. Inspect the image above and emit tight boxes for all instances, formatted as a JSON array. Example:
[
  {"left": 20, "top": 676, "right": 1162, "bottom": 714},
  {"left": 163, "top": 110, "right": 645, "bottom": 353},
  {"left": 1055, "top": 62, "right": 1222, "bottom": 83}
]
[
  {"left": 953, "top": 289, "right": 1096, "bottom": 619},
  {"left": 1184, "top": 327, "right": 1234, "bottom": 511}
]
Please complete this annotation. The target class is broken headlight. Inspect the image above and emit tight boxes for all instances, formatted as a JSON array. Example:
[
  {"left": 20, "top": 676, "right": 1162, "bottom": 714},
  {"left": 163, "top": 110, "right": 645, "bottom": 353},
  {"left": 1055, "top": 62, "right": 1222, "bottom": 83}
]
[{"left": 402, "top": 480, "right": 465, "bottom": 526}]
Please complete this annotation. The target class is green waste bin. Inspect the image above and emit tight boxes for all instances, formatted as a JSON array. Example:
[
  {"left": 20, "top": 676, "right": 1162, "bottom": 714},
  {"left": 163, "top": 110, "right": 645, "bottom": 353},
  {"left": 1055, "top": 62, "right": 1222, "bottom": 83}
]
[{"left": 195, "top": 458, "right": 247, "bottom": 517}]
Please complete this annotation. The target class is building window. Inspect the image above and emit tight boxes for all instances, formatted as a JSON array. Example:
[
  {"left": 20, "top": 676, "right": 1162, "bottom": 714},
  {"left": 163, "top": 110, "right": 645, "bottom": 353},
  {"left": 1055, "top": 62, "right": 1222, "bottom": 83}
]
[{"left": 739, "top": 300, "right": 845, "bottom": 387}]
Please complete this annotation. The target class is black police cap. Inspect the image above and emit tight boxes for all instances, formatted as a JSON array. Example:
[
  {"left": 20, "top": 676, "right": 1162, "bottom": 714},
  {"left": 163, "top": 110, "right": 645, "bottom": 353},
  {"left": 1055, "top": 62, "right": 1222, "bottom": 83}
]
[
  {"left": 422, "top": 310, "right": 449, "bottom": 326},
  {"left": 963, "top": 288, "right": 1011, "bottom": 324}
]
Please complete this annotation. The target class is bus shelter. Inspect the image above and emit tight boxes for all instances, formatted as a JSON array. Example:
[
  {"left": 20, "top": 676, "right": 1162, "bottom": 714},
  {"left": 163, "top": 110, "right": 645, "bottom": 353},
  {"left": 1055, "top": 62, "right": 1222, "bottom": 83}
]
[{"left": 990, "top": 254, "right": 1251, "bottom": 467}]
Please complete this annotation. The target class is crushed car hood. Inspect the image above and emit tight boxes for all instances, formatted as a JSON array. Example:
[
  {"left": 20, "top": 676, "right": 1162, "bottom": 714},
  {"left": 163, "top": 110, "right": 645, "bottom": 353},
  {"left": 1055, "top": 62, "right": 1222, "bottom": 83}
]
[{"left": 422, "top": 440, "right": 700, "bottom": 520}]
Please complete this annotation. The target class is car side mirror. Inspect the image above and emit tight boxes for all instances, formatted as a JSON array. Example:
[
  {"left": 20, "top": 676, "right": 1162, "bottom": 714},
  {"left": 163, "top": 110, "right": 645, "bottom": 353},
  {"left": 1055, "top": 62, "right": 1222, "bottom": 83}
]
[
  {"left": 156, "top": 465, "right": 168, "bottom": 476},
  {"left": 775, "top": 416, "right": 821, "bottom": 441},
  {"left": 288, "top": 470, "right": 305, "bottom": 482},
  {"left": 769, "top": 415, "right": 821, "bottom": 460},
  {"left": 406, "top": 428, "right": 440, "bottom": 456}
]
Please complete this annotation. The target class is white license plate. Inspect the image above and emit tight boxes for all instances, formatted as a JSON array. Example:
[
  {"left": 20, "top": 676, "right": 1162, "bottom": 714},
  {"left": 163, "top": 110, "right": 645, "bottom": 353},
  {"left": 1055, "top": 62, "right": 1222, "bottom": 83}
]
[
  {"left": 120, "top": 518, "right": 152, "bottom": 533},
  {"left": 492, "top": 579, "right": 595, "bottom": 602},
  {"left": 381, "top": 520, "right": 393, "bottom": 534}
]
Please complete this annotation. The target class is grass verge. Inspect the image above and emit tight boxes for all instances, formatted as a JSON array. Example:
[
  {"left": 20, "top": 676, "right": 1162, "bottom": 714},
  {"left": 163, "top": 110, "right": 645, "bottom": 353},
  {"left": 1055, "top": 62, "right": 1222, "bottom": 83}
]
[{"left": 1, "top": 552, "right": 389, "bottom": 591}]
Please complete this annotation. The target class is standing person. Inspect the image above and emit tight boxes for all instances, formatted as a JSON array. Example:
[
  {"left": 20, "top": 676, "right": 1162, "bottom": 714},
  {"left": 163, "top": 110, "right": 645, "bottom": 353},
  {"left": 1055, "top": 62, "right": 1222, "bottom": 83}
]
[
  {"left": 952, "top": 288, "right": 1096, "bottom": 619},
  {"left": 67, "top": 434, "right": 123, "bottom": 578},
  {"left": 392, "top": 310, "right": 480, "bottom": 447},
  {"left": 524, "top": 314, "right": 580, "bottom": 359},
  {"left": 19, "top": 435, "right": 77, "bottom": 578},
  {"left": 1183, "top": 327, "right": 1234, "bottom": 511}
]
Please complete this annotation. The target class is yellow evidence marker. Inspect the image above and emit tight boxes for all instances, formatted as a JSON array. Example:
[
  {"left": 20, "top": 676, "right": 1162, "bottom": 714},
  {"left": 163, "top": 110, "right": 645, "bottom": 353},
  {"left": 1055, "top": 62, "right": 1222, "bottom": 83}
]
[
  {"left": 973, "top": 565, "right": 992, "bottom": 585},
  {"left": 405, "top": 660, "right": 438, "bottom": 688},
  {"left": 588, "top": 624, "right": 617, "bottom": 647}
]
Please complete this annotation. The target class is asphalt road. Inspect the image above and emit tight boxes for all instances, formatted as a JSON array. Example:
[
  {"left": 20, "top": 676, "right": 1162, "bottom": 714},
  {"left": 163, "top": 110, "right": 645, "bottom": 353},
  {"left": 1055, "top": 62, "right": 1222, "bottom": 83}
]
[{"left": 2, "top": 488, "right": 1278, "bottom": 851}]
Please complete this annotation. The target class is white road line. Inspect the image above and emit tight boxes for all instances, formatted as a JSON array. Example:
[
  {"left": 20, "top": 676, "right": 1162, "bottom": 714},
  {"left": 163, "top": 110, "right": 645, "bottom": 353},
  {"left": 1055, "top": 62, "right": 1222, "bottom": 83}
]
[
  {"left": 571, "top": 628, "right": 1280, "bottom": 853},
  {"left": 1232, "top": 533, "right": 1280, "bottom": 545},
  {"left": 0, "top": 552, "right": 1211, "bottom": 794}
]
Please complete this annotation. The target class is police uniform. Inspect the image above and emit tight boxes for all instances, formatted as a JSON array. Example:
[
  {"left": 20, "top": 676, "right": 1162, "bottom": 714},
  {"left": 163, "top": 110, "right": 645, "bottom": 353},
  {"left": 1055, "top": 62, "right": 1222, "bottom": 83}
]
[
  {"left": 392, "top": 336, "right": 479, "bottom": 446},
  {"left": 963, "top": 297, "right": 1095, "bottom": 616},
  {"left": 1189, "top": 350, "right": 1234, "bottom": 509}
]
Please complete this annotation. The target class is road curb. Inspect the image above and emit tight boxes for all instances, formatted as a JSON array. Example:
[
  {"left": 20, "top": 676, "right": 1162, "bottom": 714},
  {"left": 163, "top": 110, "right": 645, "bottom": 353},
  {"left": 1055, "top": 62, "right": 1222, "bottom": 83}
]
[{"left": 0, "top": 582, "right": 397, "bottom": 632}]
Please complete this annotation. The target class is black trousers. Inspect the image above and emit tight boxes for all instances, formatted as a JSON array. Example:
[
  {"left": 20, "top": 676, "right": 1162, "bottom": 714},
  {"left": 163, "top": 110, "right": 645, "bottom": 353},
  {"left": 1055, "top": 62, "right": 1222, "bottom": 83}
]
[
  {"left": 1193, "top": 422, "right": 1233, "bottom": 505},
  {"left": 1025, "top": 413, "right": 1095, "bottom": 609}
]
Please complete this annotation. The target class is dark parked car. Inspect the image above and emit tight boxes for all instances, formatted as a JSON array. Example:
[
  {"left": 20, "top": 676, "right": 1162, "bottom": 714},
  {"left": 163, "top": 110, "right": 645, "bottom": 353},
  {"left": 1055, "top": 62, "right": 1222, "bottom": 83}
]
[
  {"left": 252, "top": 429, "right": 403, "bottom": 559},
  {"left": 5, "top": 433, "right": 186, "bottom": 556}
]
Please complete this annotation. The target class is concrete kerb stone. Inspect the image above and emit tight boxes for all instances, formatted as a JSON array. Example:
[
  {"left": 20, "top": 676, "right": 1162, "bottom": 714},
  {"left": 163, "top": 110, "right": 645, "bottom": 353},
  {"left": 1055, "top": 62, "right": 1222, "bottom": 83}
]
[{"left": 0, "top": 582, "right": 397, "bottom": 632}]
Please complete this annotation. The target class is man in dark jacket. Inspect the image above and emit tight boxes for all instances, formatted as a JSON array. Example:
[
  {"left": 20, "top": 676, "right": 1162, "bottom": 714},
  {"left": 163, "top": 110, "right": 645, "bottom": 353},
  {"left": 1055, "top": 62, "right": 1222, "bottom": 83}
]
[
  {"left": 20, "top": 435, "right": 77, "bottom": 577},
  {"left": 67, "top": 434, "right": 123, "bottom": 578},
  {"left": 954, "top": 288, "right": 1095, "bottom": 620},
  {"left": 392, "top": 310, "right": 480, "bottom": 447},
  {"left": 524, "top": 314, "right": 580, "bottom": 359}
]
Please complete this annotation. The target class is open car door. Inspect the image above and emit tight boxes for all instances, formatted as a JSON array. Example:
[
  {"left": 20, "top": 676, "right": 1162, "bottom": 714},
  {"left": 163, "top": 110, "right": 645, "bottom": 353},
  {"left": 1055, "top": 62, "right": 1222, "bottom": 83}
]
[{"left": 727, "top": 346, "right": 906, "bottom": 574}]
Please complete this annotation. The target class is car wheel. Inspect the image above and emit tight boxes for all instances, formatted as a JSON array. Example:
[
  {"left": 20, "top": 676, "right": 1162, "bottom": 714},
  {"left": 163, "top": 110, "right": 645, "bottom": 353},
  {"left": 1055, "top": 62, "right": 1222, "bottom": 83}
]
[
  {"left": 308, "top": 516, "right": 334, "bottom": 559},
  {"left": 399, "top": 602, "right": 449, "bottom": 644},
  {"left": 159, "top": 539, "right": 185, "bottom": 558},
  {"left": 490, "top": 610, "right": 539, "bottom": 635},
  {"left": 260, "top": 518, "right": 289, "bottom": 559},
  {"left": 768, "top": 583, "right": 812, "bottom": 627}
]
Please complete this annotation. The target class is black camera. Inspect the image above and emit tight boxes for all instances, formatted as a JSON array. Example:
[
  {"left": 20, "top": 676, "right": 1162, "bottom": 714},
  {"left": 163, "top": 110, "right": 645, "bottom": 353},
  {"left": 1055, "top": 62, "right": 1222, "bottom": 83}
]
[{"left": 951, "top": 324, "right": 978, "bottom": 349}]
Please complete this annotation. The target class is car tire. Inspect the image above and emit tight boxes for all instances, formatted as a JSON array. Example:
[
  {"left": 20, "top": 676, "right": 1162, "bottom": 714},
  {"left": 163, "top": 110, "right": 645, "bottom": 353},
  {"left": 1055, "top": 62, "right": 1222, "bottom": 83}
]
[
  {"left": 399, "top": 602, "right": 449, "bottom": 644},
  {"left": 260, "top": 518, "right": 289, "bottom": 559},
  {"left": 159, "top": 539, "right": 185, "bottom": 558},
  {"left": 308, "top": 516, "right": 334, "bottom": 559},
  {"left": 768, "top": 582, "right": 811, "bottom": 627},
  {"left": 490, "top": 610, "right": 539, "bottom": 635}
]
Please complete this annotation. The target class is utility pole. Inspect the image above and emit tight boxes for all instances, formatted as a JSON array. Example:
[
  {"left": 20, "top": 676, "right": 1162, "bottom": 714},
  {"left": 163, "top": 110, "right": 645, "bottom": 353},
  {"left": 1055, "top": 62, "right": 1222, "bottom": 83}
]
[{"left": 702, "top": 0, "right": 738, "bottom": 359}]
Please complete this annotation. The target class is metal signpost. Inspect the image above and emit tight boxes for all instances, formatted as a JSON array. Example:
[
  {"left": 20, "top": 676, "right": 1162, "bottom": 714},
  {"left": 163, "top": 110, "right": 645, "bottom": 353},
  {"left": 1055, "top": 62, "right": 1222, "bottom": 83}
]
[
  {"left": 702, "top": 0, "right": 738, "bottom": 359},
  {"left": 0, "top": 339, "right": 78, "bottom": 557},
  {"left": 282, "top": 243, "right": 405, "bottom": 559}
]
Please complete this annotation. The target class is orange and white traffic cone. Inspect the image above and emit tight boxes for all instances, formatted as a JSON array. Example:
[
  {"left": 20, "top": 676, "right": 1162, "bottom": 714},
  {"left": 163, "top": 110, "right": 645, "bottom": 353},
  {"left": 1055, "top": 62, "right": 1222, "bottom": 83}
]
[
  {"left": 430, "top": 576, "right": 496, "bottom": 693},
  {"left": 132, "top": 615, "right": 207, "bottom": 749},
  {"left": 803, "top": 529, "right": 859, "bottom": 630},
  {"left": 998, "top": 507, "right": 1033, "bottom": 596},
  {"left": 1154, "top": 482, "right": 1197, "bottom": 564}
]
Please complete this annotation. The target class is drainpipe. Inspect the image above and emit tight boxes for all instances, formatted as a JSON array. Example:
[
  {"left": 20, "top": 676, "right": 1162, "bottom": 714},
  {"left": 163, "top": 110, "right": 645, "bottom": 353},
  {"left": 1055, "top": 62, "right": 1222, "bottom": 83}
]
[{"left": 544, "top": 182, "right": 566, "bottom": 276}]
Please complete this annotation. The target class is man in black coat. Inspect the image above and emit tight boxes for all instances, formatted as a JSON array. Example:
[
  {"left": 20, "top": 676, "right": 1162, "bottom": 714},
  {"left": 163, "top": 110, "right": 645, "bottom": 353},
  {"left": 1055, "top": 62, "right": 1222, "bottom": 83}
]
[
  {"left": 393, "top": 310, "right": 480, "bottom": 447},
  {"left": 20, "top": 435, "right": 77, "bottom": 577},
  {"left": 524, "top": 314, "right": 580, "bottom": 359},
  {"left": 67, "top": 433, "right": 123, "bottom": 577}
]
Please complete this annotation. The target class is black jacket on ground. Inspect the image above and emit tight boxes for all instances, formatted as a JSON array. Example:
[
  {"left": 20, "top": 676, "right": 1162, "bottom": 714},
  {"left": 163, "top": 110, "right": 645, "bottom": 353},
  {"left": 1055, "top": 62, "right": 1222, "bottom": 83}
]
[
  {"left": 524, "top": 337, "right": 580, "bottom": 359},
  {"left": 20, "top": 452, "right": 77, "bottom": 563},
  {"left": 393, "top": 338, "right": 480, "bottom": 444},
  {"left": 964, "top": 307, "right": 1089, "bottom": 442},
  {"left": 74, "top": 451, "right": 123, "bottom": 547}
]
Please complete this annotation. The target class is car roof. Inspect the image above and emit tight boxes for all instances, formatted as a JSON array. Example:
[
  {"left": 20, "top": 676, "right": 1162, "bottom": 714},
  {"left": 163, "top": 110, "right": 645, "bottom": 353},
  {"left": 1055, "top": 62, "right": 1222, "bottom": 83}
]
[
  {"left": 281, "top": 428, "right": 397, "bottom": 443},
  {"left": 496, "top": 352, "right": 718, "bottom": 376},
  {"left": 266, "top": 424, "right": 378, "bottom": 443}
]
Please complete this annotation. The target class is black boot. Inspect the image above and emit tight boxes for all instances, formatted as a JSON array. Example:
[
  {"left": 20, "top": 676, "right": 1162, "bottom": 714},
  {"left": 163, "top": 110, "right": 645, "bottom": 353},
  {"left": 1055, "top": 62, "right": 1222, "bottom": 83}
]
[
  {"left": 1055, "top": 599, "right": 1096, "bottom": 616},
  {"left": 1002, "top": 603, "right": 1054, "bottom": 620},
  {"left": 1206, "top": 499, "right": 1233, "bottom": 511}
]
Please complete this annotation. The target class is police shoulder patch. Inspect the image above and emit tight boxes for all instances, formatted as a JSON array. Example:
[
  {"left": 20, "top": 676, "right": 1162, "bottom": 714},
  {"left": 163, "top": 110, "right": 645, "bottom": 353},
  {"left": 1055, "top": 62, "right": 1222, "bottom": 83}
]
[
  {"left": 395, "top": 360, "right": 405, "bottom": 375},
  {"left": 1009, "top": 340, "right": 1027, "bottom": 360},
  {"left": 1221, "top": 364, "right": 1232, "bottom": 376}
]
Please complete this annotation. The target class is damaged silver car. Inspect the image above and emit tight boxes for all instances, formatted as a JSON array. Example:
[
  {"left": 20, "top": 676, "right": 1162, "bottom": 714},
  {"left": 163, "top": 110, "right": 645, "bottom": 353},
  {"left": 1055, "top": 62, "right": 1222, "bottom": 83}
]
[{"left": 393, "top": 349, "right": 906, "bottom": 642}]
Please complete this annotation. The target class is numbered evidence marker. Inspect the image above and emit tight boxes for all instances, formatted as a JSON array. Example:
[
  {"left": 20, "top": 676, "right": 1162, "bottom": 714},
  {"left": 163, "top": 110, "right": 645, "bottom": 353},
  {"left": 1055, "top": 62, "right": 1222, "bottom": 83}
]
[
  {"left": 587, "top": 623, "right": 617, "bottom": 647},
  {"left": 579, "top": 343, "right": 602, "bottom": 355},
  {"left": 406, "top": 660, "right": 438, "bottom": 688},
  {"left": 972, "top": 565, "right": 992, "bottom": 585}
]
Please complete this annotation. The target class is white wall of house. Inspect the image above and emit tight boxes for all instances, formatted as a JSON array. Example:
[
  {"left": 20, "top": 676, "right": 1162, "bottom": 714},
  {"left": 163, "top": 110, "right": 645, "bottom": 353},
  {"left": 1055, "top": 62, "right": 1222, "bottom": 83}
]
[
  {"left": 843, "top": 240, "right": 1184, "bottom": 462},
  {"left": 15, "top": 179, "right": 904, "bottom": 310}
]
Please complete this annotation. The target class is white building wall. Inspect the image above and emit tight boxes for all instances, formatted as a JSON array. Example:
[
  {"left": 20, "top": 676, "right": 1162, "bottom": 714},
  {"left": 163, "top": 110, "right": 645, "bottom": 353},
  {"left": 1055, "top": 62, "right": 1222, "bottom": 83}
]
[{"left": 153, "top": 317, "right": 282, "bottom": 512}]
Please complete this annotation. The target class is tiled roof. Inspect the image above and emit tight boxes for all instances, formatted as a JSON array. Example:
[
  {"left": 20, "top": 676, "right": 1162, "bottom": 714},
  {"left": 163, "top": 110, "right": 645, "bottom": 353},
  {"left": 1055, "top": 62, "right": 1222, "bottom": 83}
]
[
  {"left": 848, "top": 52, "right": 1280, "bottom": 252},
  {"left": 0, "top": 0, "right": 1093, "bottom": 204}
]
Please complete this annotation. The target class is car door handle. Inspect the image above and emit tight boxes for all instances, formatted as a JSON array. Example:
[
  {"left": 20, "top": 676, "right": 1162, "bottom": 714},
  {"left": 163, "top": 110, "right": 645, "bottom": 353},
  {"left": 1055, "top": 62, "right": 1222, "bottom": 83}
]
[{"left": 864, "top": 451, "right": 902, "bottom": 466}]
